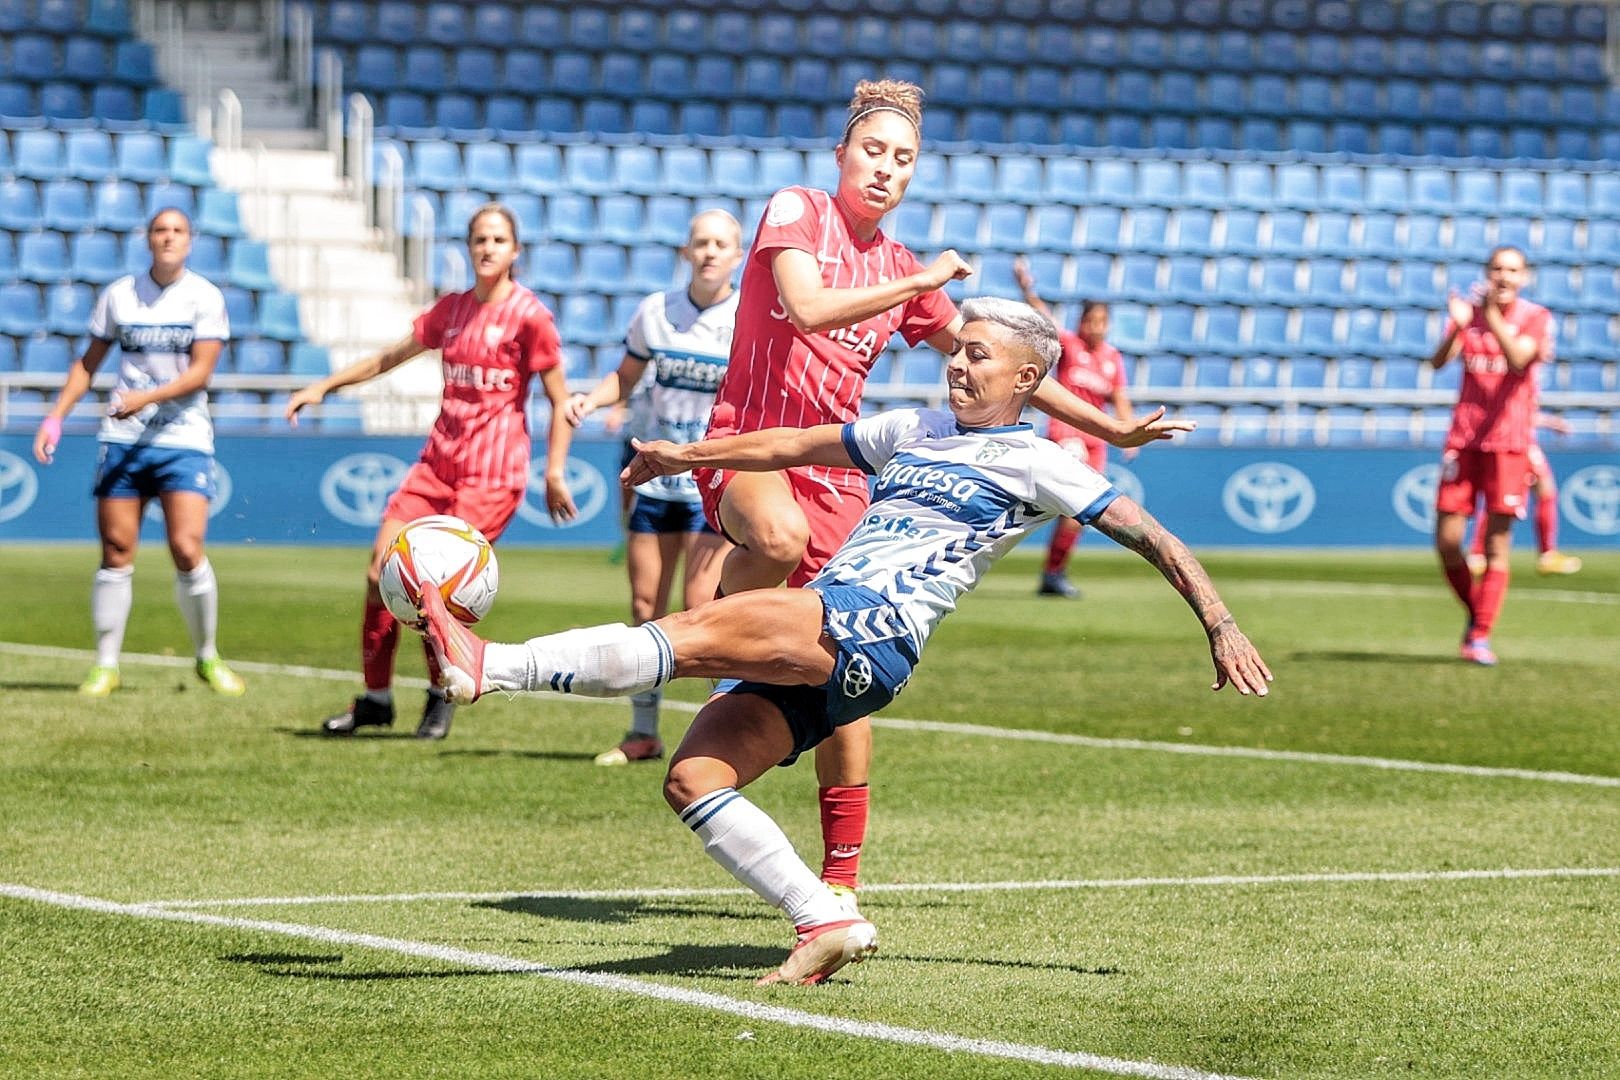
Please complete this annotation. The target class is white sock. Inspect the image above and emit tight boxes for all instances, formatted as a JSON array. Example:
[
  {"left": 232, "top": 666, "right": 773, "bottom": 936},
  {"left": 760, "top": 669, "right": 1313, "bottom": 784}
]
[
  {"left": 91, "top": 565, "right": 134, "bottom": 668},
  {"left": 173, "top": 558, "right": 219, "bottom": 661},
  {"left": 363, "top": 688, "right": 393, "bottom": 706},
  {"left": 678, "top": 788, "right": 848, "bottom": 930},
  {"left": 483, "top": 623, "right": 673, "bottom": 697},
  {"left": 629, "top": 689, "right": 661, "bottom": 738}
]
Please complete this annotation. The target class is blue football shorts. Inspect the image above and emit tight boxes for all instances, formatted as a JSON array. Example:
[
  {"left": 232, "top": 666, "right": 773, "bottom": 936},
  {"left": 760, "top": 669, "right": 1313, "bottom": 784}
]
[
  {"left": 627, "top": 493, "right": 713, "bottom": 535},
  {"left": 93, "top": 443, "right": 215, "bottom": 501},
  {"left": 717, "top": 580, "right": 918, "bottom": 766}
]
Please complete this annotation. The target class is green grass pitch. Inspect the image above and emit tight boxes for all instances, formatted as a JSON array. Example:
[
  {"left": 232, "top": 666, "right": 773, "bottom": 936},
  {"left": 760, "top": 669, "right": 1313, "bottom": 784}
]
[{"left": 2, "top": 543, "right": 1617, "bottom": 1079}]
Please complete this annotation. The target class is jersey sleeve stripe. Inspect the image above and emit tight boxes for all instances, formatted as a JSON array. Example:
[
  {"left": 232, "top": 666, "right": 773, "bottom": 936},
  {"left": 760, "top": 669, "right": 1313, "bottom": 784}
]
[
  {"left": 840, "top": 423, "right": 875, "bottom": 474},
  {"left": 1075, "top": 487, "right": 1121, "bottom": 524}
]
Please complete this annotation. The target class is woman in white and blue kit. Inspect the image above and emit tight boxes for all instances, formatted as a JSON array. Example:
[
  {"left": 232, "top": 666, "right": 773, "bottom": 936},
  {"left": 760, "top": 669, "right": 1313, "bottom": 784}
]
[
  {"left": 566, "top": 209, "right": 745, "bottom": 764},
  {"left": 33, "top": 208, "right": 245, "bottom": 698}
]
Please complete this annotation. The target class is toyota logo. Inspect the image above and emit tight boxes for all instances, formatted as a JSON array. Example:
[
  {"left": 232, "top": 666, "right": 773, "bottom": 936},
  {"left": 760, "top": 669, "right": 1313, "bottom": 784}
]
[
  {"left": 517, "top": 456, "right": 608, "bottom": 529},
  {"left": 320, "top": 453, "right": 409, "bottom": 527},
  {"left": 1104, "top": 462, "right": 1146, "bottom": 507},
  {"left": 1561, "top": 465, "right": 1620, "bottom": 536},
  {"left": 1391, "top": 463, "right": 1441, "bottom": 534},
  {"left": 0, "top": 450, "right": 39, "bottom": 524},
  {"left": 1222, "top": 462, "right": 1315, "bottom": 534},
  {"left": 840, "top": 654, "right": 873, "bottom": 699}
]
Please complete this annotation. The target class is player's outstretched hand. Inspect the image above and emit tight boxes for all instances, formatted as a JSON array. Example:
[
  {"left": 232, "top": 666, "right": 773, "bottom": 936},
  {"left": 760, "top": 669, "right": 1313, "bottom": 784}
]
[
  {"left": 620, "top": 438, "right": 688, "bottom": 488},
  {"left": 925, "top": 250, "right": 973, "bottom": 289},
  {"left": 1012, "top": 256, "right": 1034, "bottom": 292},
  {"left": 33, "top": 415, "right": 61, "bottom": 465},
  {"left": 544, "top": 473, "right": 577, "bottom": 523},
  {"left": 284, "top": 385, "right": 325, "bottom": 426},
  {"left": 1112, "top": 405, "right": 1197, "bottom": 447},
  {"left": 563, "top": 393, "right": 594, "bottom": 428},
  {"left": 1209, "top": 622, "right": 1272, "bottom": 697}
]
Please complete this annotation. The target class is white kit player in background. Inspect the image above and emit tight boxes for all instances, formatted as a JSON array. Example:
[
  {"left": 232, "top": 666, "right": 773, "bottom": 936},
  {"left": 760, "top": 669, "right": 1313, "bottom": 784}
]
[
  {"left": 566, "top": 210, "right": 744, "bottom": 765},
  {"left": 413, "top": 298, "right": 1272, "bottom": 986},
  {"left": 32, "top": 208, "right": 247, "bottom": 698}
]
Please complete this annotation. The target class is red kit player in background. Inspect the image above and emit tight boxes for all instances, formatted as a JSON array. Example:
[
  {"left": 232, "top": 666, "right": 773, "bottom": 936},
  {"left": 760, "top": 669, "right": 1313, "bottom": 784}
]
[
  {"left": 699, "top": 80, "right": 1190, "bottom": 906},
  {"left": 1014, "top": 257, "right": 1137, "bottom": 599},
  {"left": 1430, "top": 245, "right": 1556, "bottom": 666},
  {"left": 286, "top": 203, "right": 578, "bottom": 736}
]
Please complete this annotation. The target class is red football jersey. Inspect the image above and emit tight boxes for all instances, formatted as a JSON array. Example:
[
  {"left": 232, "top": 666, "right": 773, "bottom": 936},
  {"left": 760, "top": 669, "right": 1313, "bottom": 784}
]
[
  {"left": 412, "top": 283, "right": 561, "bottom": 488},
  {"left": 1443, "top": 298, "right": 1554, "bottom": 453},
  {"left": 1046, "top": 331, "right": 1127, "bottom": 448},
  {"left": 712, "top": 186, "right": 957, "bottom": 489}
]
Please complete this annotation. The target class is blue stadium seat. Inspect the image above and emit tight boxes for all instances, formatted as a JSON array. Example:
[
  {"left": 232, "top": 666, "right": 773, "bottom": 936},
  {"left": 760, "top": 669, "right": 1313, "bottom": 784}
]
[
  {"left": 41, "top": 179, "right": 91, "bottom": 231},
  {"left": 1579, "top": 268, "right": 1620, "bottom": 312},
  {"left": 18, "top": 231, "right": 68, "bottom": 282},
  {"left": 1297, "top": 308, "right": 1339, "bottom": 354},
  {"left": 85, "top": 0, "right": 132, "bottom": 36},
  {"left": 1143, "top": 355, "right": 1187, "bottom": 388},
  {"left": 1128, "top": 208, "right": 1169, "bottom": 252},
  {"left": 186, "top": 233, "right": 225, "bottom": 279},
  {"left": 257, "top": 292, "right": 302, "bottom": 342},
  {"left": 1225, "top": 162, "right": 1271, "bottom": 209},
  {"left": 593, "top": 195, "right": 642, "bottom": 246},
  {"left": 1136, "top": 160, "right": 1179, "bottom": 206},
  {"left": 1542, "top": 217, "right": 1578, "bottom": 256},
  {"left": 578, "top": 244, "right": 628, "bottom": 293},
  {"left": 1422, "top": 125, "right": 1462, "bottom": 157},
  {"left": 1391, "top": 310, "right": 1432, "bottom": 355},
  {"left": 226, "top": 239, "right": 275, "bottom": 291},
  {"left": 289, "top": 342, "right": 330, "bottom": 376},
  {"left": 410, "top": 142, "right": 462, "bottom": 190},
  {"left": 61, "top": 130, "right": 115, "bottom": 183},
  {"left": 0, "top": 337, "right": 15, "bottom": 372},
  {"left": 324, "top": 2, "right": 369, "bottom": 43},
  {"left": 219, "top": 287, "right": 256, "bottom": 337},
  {"left": 233, "top": 339, "right": 285, "bottom": 376},
  {"left": 1110, "top": 302, "right": 1150, "bottom": 352},
  {"left": 547, "top": 194, "right": 596, "bottom": 243},
  {"left": 1080, "top": 207, "right": 1122, "bottom": 252},
  {"left": 1501, "top": 173, "right": 1544, "bottom": 215},
  {"left": 1354, "top": 262, "right": 1400, "bottom": 306},
  {"left": 0, "top": 284, "right": 42, "bottom": 336},
  {"left": 511, "top": 144, "right": 562, "bottom": 195},
  {"left": 0, "top": 233, "right": 12, "bottom": 279},
  {"left": 352, "top": 45, "right": 399, "bottom": 93},
  {"left": 1210, "top": 257, "right": 1251, "bottom": 302},
  {"left": 1199, "top": 305, "right": 1243, "bottom": 355},
  {"left": 1248, "top": 307, "right": 1289, "bottom": 353},
  {"left": 1288, "top": 356, "right": 1327, "bottom": 388},
  {"left": 435, "top": 94, "right": 484, "bottom": 137},
  {"left": 196, "top": 189, "right": 243, "bottom": 237},
  {"left": 1117, "top": 254, "right": 1160, "bottom": 301},
  {"left": 1222, "top": 211, "right": 1262, "bottom": 256},
  {"left": 464, "top": 143, "right": 514, "bottom": 192},
  {"left": 109, "top": 130, "right": 160, "bottom": 183},
  {"left": 21, "top": 334, "right": 71, "bottom": 373},
  {"left": 1031, "top": 205, "right": 1076, "bottom": 251},
  {"left": 524, "top": 242, "right": 574, "bottom": 293},
  {"left": 374, "top": 1, "right": 418, "bottom": 44},
  {"left": 1158, "top": 306, "right": 1198, "bottom": 352},
  {"left": 14, "top": 130, "right": 66, "bottom": 181},
  {"left": 1256, "top": 258, "right": 1302, "bottom": 304}
]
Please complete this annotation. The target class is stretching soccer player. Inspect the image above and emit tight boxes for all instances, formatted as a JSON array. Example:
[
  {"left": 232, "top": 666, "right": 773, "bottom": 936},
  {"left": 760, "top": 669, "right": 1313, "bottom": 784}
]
[
  {"left": 413, "top": 299, "right": 1271, "bottom": 985},
  {"left": 1431, "top": 246, "right": 1556, "bottom": 665}
]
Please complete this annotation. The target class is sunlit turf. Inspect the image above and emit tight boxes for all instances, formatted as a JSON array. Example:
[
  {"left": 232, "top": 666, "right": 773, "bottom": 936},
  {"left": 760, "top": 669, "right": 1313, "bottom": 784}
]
[{"left": 2, "top": 545, "right": 1617, "bottom": 1078}]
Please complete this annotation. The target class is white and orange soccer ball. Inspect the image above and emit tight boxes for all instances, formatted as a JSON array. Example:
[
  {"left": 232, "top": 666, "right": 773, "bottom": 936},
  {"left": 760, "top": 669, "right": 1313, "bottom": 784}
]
[{"left": 377, "top": 515, "right": 499, "bottom": 625}]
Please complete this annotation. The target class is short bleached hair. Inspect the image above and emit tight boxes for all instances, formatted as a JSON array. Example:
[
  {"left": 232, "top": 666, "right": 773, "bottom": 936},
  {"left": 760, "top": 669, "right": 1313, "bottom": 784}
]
[{"left": 959, "top": 297, "right": 1060, "bottom": 377}]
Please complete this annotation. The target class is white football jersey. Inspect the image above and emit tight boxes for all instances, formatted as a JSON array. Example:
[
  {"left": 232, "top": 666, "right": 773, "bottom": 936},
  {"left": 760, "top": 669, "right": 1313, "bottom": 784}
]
[
  {"left": 89, "top": 270, "right": 229, "bottom": 453},
  {"left": 820, "top": 408, "right": 1120, "bottom": 653},
  {"left": 624, "top": 287, "right": 737, "bottom": 503}
]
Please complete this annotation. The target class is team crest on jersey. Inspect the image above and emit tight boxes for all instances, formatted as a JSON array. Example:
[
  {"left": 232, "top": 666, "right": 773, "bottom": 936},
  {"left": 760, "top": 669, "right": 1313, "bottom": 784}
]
[
  {"left": 484, "top": 324, "right": 505, "bottom": 348},
  {"left": 841, "top": 654, "right": 873, "bottom": 699},
  {"left": 766, "top": 190, "right": 805, "bottom": 227},
  {"left": 975, "top": 441, "right": 1012, "bottom": 465}
]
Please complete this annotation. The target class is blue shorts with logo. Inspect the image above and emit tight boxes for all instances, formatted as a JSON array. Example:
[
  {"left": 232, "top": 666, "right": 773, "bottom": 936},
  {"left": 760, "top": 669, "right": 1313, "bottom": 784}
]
[
  {"left": 717, "top": 581, "right": 918, "bottom": 766},
  {"left": 93, "top": 443, "right": 215, "bottom": 501},
  {"left": 627, "top": 493, "right": 713, "bottom": 535}
]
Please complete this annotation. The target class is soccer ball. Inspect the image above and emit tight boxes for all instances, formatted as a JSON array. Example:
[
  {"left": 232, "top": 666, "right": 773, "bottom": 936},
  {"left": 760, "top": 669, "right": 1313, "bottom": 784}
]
[{"left": 377, "top": 515, "right": 499, "bottom": 625}]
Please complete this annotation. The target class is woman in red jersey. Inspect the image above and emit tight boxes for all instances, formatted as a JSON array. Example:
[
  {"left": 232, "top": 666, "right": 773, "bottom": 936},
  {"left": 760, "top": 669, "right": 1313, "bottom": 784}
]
[
  {"left": 697, "top": 80, "right": 1189, "bottom": 903},
  {"left": 286, "top": 203, "right": 577, "bottom": 739}
]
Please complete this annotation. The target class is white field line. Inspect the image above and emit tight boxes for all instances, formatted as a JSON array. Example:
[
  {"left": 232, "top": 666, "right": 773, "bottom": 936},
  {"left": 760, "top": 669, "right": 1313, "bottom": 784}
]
[
  {"left": 137, "top": 865, "right": 1620, "bottom": 912},
  {"left": 6, "top": 640, "right": 1619, "bottom": 789},
  {"left": 2, "top": 882, "right": 1252, "bottom": 1080}
]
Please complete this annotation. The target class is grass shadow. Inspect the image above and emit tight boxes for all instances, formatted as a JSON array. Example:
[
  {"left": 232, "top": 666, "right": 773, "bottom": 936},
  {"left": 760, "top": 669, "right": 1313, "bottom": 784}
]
[
  {"left": 0, "top": 680, "right": 83, "bottom": 692},
  {"left": 273, "top": 727, "right": 422, "bottom": 741},
  {"left": 438, "top": 749, "right": 600, "bottom": 763},
  {"left": 1288, "top": 650, "right": 1462, "bottom": 665},
  {"left": 476, "top": 895, "right": 775, "bottom": 927}
]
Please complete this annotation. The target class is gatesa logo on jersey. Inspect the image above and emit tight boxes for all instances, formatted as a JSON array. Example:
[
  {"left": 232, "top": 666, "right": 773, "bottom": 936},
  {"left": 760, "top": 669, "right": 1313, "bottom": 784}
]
[
  {"left": 119, "top": 323, "right": 194, "bottom": 353},
  {"left": 444, "top": 363, "right": 515, "bottom": 392},
  {"left": 652, "top": 352, "right": 726, "bottom": 393},
  {"left": 875, "top": 457, "right": 992, "bottom": 514}
]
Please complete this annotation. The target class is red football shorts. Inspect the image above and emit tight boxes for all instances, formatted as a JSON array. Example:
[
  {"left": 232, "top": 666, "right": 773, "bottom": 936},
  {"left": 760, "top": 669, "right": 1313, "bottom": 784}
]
[
  {"left": 697, "top": 463, "right": 870, "bottom": 588},
  {"left": 1436, "top": 448, "right": 1531, "bottom": 519},
  {"left": 383, "top": 462, "right": 524, "bottom": 542}
]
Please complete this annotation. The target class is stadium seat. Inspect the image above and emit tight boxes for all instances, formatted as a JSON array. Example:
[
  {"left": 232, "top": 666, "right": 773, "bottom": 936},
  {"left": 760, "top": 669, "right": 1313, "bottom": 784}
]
[
  {"left": 18, "top": 232, "right": 68, "bottom": 283},
  {"left": 20, "top": 334, "right": 71, "bottom": 373},
  {"left": 0, "top": 283, "right": 42, "bottom": 336},
  {"left": 1080, "top": 207, "right": 1122, "bottom": 252},
  {"left": 257, "top": 292, "right": 302, "bottom": 342},
  {"left": 42, "top": 179, "right": 92, "bottom": 232},
  {"left": 196, "top": 189, "right": 243, "bottom": 237},
  {"left": 226, "top": 239, "right": 275, "bottom": 292},
  {"left": 232, "top": 339, "right": 285, "bottom": 376}
]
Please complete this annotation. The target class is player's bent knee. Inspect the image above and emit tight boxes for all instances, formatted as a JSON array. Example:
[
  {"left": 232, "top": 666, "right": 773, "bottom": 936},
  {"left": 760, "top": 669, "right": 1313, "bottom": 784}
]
[{"left": 663, "top": 760, "right": 715, "bottom": 813}]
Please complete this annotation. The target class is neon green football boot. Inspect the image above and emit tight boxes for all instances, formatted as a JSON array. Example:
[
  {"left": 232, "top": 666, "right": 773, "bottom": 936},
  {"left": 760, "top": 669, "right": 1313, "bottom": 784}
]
[
  {"left": 78, "top": 665, "right": 120, "bottom": 698},
  {"left": 196, "top": 657, "right": 246, "bottom": 696}
]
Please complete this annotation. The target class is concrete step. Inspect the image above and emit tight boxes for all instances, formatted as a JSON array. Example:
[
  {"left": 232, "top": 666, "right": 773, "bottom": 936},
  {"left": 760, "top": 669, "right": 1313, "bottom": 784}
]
[{"left": 238, "top": 128, "right": 327, "bottom": 152}]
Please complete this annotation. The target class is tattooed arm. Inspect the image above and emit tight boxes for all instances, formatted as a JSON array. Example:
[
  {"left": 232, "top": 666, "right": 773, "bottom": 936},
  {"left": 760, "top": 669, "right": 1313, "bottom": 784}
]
[{"left": 1090, "top": 496, "right": 1273, "bottom": 696}]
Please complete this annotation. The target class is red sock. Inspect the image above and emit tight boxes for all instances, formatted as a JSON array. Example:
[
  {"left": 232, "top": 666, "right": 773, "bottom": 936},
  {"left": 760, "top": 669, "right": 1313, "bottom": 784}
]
[
  {"left": 1534, "top": 490, "right": 1557, "bottom": 554},
  {"left": 1443, "top": 561, "right": 1475, "bottom": 618},
  {"left": 361, "top": 597, "right": 399, "bottom": 692},
  {"left": 1470, "top": 567, "right": 1510, "bottom": 639},
  {"left": 819, "top": 784, "right": 869, "bottom": 889},
  {"left": 1044, "top": 518, "right": 1081, "bottom": 575}
]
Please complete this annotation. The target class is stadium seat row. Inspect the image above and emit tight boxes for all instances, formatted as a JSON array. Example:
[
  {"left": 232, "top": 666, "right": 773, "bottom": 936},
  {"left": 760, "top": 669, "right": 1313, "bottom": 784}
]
[
  {"left": 376, "top": 139, "right": 1620, "bottom": 223},
  {"left": 340, "top": 46, "right": 1614, "bottom": 128},
  {"left": 0, "top": 34, "right": 155, "bottom": 85},
  {"left": 0, "top": 130, "right": 213, "bottom": 184},
  {"left": 0, "top": 0, "right": 131, "bottom": 37},
  {"left": 0, "top": 332, "right": 325, "bottom": 375},
  {"left": 0, "top": 229, "right": 274, "bottom": 288},
  {"left": 0, "top": 80, "right": 184, "bottom": 129},
  {"left": 0, "top": 180, "right": 240, "bottom": 234},
  {"left": 306, "top": 1, "right": 1609, "bottom": 55}
]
